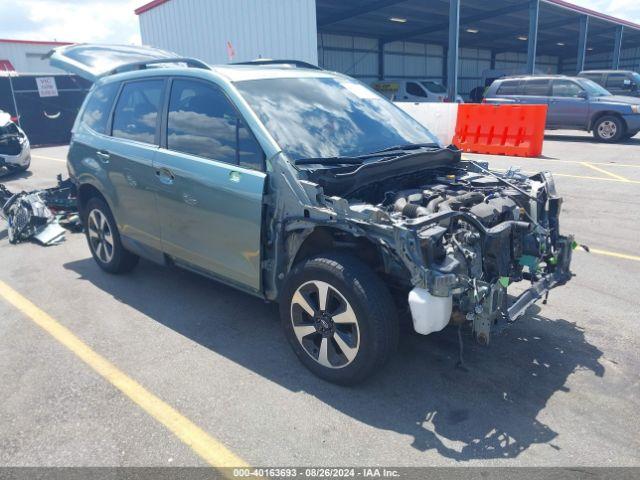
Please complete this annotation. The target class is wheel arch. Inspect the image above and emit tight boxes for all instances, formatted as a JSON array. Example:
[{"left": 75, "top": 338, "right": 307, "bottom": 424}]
[
  {"left": 287, "top": 226, "right": 388, "bottom": 278},
  {"left": 589, "top": 110, "right": 627, "bottom": 132}
]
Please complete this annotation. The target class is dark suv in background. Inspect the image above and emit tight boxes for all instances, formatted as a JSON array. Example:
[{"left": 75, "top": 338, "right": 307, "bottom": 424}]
[
  {"left": 485, "top": 75, "right": 640, "bottom": 142},
  {"left": 579, "top": 70, "right": 640, "bottom": 98}
]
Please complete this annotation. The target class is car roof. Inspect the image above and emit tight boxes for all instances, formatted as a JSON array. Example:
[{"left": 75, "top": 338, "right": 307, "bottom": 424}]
[
  {"left": 211, "top": 65, "right": 337, "bottom": 82},
  {"left": 95, "top": 63, "right": 338, "bottom": 86},
  {"left": 580, "top": 69, "right": 634, "bottom": 74},
  {"left": 496, "top": 75, "right": 576, "bottom": 82}
]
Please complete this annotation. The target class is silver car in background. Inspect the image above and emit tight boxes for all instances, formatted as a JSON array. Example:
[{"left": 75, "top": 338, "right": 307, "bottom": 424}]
[{"left": 0, "top": 110, "right": 31, "bottom": 175}]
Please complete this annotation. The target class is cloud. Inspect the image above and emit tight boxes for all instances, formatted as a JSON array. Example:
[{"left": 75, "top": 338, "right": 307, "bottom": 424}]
[
  {"left": 0, "top": 0, "right": 141, "bottom": 44},
  {"left": 559, "top": 0, "right": 640, "bottom": 24},
  {"left": 0, "top": 0, "right": 637, "bottom": 48}
]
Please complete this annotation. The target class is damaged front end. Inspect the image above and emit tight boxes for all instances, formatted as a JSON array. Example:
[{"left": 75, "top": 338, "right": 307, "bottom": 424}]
[
  {"left": 269, "top": 146, "right": 573, "bottom": 345},
  {"left": 0, "top": 114, "right": 30, "bottom": 175}
]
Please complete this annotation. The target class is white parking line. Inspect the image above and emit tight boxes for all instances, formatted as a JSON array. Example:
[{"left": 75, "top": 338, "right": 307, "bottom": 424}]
[{"left": 32, "top": 154, "right": 66, "bottom": 163}]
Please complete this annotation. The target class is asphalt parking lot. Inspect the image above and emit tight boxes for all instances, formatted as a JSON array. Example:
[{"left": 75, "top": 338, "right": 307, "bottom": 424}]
[{"left": 1, "top": 131, "right": 639, "bottom": 468}]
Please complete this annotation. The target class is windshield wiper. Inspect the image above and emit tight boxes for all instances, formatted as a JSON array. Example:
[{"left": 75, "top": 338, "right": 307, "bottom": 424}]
[
  {"left": 370, "top": 142, "right": 439, "bottom": 154},
  {"left": 296, "top": 151, "right": 406, "bottom": 165},
  {"left": 296, "top": 156, "right": 367, "bottom": 165},
  {"left": 295, "top": 143, "right": 440, "bottom": 165}
]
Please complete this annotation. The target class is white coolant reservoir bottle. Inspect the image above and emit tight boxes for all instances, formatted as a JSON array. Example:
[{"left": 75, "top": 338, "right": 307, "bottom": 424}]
[{"left": 408, "top": 288, "right": 453, "bottom": 335}]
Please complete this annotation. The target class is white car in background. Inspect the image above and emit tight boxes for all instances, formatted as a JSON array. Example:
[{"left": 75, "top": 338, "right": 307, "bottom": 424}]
[
  {"left": 372, "top": 79, "right": 464, "bottom": 103},
  {"left": 0, "top": 110, "right": 30, "bottom": 174}
]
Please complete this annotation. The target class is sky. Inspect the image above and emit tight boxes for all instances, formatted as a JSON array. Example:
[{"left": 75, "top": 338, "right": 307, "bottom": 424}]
[{"left": 0, "top": 0, "right": 639, "bottom": 46}]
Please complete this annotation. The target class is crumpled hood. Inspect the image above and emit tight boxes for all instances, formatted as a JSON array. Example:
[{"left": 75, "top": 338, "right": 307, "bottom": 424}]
[{"left": 593, "top": 95, "right": 640, "bottom": 106}]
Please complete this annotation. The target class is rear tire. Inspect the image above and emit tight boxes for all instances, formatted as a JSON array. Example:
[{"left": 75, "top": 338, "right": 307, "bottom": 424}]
[
  {"left": 280, "top": 253, "right": 398, "bottom": 385},
  {"left": 82, "top": 197, "right": 139, "bottom": 274},
  {"left": 593, "top": 115, "right": 625, "bottom": 142}
]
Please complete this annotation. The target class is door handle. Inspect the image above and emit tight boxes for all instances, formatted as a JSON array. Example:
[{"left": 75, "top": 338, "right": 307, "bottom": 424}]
[
  {"left": 156, "top": 167, "right": 175, "bottom": 185},
  {"left": 96, "top": 150, "right": 110, "bottom": 162},
  {"left": 229, "top": 171, "right": 241, "bottom": 183}
]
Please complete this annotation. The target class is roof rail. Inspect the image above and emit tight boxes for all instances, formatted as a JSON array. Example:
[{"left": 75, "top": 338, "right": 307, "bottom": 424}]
[
  {"left": 232, "top": 59, "right": 322, "bottom": 70},
  {"left": 105, "top": 57, "right": 211, "bottom": 76}
]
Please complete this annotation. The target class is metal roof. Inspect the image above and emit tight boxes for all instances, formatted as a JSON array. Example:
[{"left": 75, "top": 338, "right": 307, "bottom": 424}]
[
  {"left": 315, "top": 0, "right": 640, "bottom": 57},
  {"left": 133, "top": 0, "right": 640, "bottom": 59}
]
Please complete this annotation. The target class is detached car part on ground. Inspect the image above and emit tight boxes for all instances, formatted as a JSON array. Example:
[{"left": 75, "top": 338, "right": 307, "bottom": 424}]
[
  {"left": 52, "top": 44, "right": 574, "bottom": 384},
  {"left": 0, "top": 176, "right": 80, "bottom": 245},
  {"left": 0, "top": 111, "right": 31, "bottom": 175}
]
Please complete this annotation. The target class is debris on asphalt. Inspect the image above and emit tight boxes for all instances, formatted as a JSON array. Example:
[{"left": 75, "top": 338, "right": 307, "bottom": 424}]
[{"left": 0, "top": 175, "right": 80, "bottom": 245}]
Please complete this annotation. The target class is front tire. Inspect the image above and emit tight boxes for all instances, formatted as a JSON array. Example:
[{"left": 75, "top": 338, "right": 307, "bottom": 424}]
[
  {"left": 280, "top": 253, "right": 398, "bottom": 385},
  {"left": 82, "top": 197, "right": 139, "bottom": 274},
  {"left": 593, "top": 115, "right": 625, "bottom": 142}
]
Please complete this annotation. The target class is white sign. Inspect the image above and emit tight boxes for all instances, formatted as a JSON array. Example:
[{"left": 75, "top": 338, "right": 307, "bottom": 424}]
[{"left": 36, "top": 77, "right": 58, "bottom": 98}]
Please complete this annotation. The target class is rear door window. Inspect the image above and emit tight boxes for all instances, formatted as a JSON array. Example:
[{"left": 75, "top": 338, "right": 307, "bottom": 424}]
[
  {"left": 80, "top": 82, "right": 119, "bottom": 134},
  {"left": 496, "top": 80, "right": 521, "bottom": 95},
  {"left": 112, "top": 79, "right": 164, "bottom": 145},
  {"left": 551, "top": 80, "right": 584, "bottom": 98},
  {"left": 166, "top": 78, "right": 264, "bottom": 169},
  {"left": 522, "top": 79, "right": 550, "bottom": 96},
  {"left": 582, "top": 73, "right": 603, "bottom": 84}
]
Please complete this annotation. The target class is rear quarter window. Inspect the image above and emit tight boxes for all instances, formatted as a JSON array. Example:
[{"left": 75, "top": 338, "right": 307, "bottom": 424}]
[{"left": 80, "top": 82, "right": 119, "bottom": 134}]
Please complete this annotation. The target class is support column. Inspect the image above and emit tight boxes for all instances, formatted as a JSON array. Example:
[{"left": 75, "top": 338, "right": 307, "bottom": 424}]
[
  {"left": 447, "top": 0, "right": 460, "bottom": 101},
  {"left": 527, "top": 0, "right": 540, "bottom": 74},
  {"left": 378, "top": 39, "right": 385, "bottom": 80},
  {"left": 613, "top": 25, "right": 624, "bottom": 69},
  {"left": 576, "top": 16, "right": 589, "bottom": 73}
]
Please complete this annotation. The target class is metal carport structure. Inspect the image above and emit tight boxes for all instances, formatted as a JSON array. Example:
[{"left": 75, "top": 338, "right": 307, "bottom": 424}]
[
  {"left": 316, "top": 0, "right": 640, "bottom": 99},
  {"left": 134, "top": 0, "right": 640, "bottom": 100}
]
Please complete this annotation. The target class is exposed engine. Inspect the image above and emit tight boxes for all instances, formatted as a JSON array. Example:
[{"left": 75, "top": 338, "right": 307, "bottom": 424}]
[{"left": 337, "top": 162, "right": 574, "bottom": 345}]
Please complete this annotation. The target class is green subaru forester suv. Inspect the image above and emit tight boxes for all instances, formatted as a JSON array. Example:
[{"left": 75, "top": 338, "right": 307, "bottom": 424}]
[{"left": 51, "top": 44, "right": 573, "bottom": 385}]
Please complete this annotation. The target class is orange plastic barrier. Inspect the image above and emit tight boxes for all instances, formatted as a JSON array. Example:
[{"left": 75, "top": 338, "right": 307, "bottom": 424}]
[{"left": 453, "top": 104, "right": 548, "bottom": 158}]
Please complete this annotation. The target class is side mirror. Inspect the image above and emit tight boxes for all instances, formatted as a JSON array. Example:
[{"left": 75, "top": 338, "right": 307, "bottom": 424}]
[{"left": 578, "top": 91, "right": 589, "bottom": 99}]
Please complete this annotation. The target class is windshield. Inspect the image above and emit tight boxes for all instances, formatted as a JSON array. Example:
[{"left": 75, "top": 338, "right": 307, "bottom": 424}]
[
  {"left": 577, "top": 78, "right": 611, "bottom": 97},
  {"left": 234, "top": 76, "right": 439, "bottom": 162},
  {"left": 421, "top": 81, "right": 446, "bottom": 93}
]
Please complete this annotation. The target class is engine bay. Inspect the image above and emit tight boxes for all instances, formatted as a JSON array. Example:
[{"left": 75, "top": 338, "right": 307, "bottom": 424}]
[{"left": 332, "top": 161, "right": 574, "bottom": 345}]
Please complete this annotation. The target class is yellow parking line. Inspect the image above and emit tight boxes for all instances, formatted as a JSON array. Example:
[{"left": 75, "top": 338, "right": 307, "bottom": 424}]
[
  {"left": 587, "top": 248, "right": 640, "bottom": 262},
  {"left": 32, "top": 154, "right": 66, "bottom": 163},
  {"left": 491, "top": 167, "right": 640, "bottom": 184},
  {"left": 552, "top": 173, "right": 640, "bottom": 184},
  {"left": 0, "top": 280, "right": 249, "bottom": 473},
  {"left": 580, "top": 162, "right": 630, "bottom": 182}
]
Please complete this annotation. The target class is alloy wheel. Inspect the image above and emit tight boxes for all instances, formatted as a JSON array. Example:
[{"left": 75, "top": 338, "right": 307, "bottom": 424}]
[
  {"left": 290, "top": 280, "right": 360, "bottom": 369},
  {"left": 598, "top": 120, "right": 617, "bottom": 139},
  {"left": 87, "top": 209, "right": 114, "bottom": 264}
]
